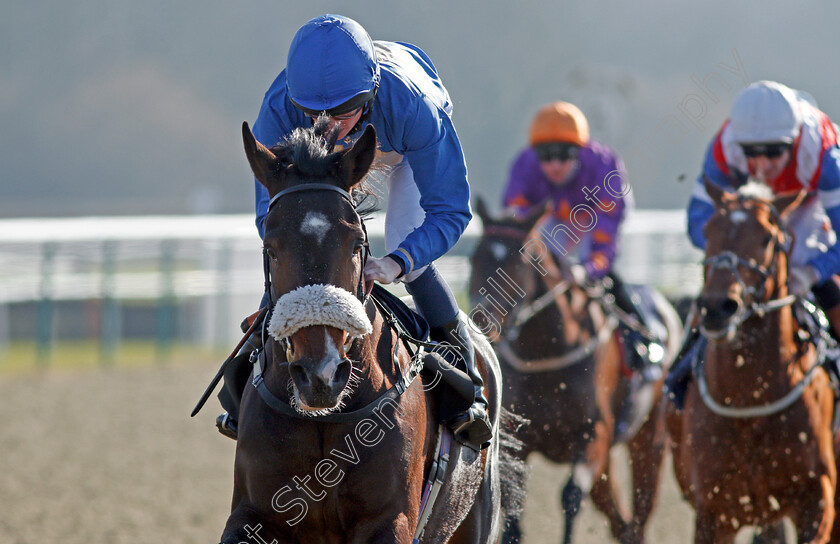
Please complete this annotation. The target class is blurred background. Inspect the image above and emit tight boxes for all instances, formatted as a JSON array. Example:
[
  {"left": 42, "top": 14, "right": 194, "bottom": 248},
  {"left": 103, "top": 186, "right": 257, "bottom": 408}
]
[{"left": 0, "top": 1, "right": 836, "bottom": 542}]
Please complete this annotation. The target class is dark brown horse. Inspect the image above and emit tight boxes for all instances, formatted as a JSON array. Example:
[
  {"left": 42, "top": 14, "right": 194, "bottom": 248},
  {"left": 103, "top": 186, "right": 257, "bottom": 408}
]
[
  {"left": 221, "top": 120, "right": 514, "bottom": 543},
  {"left": 666, "top": 180, "right": 837, "bottom": 543},
  {"left": 469, "top": 200, "right": 681, "bottom": 544}
]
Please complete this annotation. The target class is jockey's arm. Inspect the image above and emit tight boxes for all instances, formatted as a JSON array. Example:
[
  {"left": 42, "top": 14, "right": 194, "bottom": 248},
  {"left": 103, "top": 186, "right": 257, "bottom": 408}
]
[
  {"left": 808, "top": 148, "right": 840, "bottom": 281},
  {"left": 582, "top": 155, "right": 627, "bottom": 279},
  {"left": 251, "top": 77, "right": 305, "bottom": 239},
  {"left": 687, "top": 141, "right": 733, "bottom": 250},
  {"left": 388, "top": 99, "right": 471, "bottom": 276},
  {"left": 502, "top": 149, "right": 548, "bottom": 216},
  {"left": 586, "top": 193, "right": 625, "bottom": 279}
]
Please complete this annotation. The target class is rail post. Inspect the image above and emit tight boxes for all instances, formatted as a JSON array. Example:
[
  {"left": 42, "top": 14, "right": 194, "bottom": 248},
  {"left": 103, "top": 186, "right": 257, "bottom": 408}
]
[{"left": 36, "top": 242, "right": 57, "bottom": 365}]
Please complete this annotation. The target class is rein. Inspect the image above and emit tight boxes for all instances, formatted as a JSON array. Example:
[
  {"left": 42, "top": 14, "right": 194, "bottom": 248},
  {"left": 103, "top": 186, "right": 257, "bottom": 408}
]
[
  {"left": 252, "top": 182, "right": 434, "bottom": 424},
  {"left": 697, "top": 349, "right": 822, "bottom": 418},
  {"left": 699, "top": 196, "right": 793, "bottom": 340},
  {"left": 498, "top": 311, "right": 618, "bottom": 373},
  {"left": 695, "top": 303, "right": 830, "bottom": 418},
  {"left": 499, "top": 268, "right": 616, "bottom": 373}
]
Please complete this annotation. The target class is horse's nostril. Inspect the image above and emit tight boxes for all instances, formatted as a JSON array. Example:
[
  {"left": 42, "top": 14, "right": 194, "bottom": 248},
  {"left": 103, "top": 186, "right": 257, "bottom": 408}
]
[
  {"left": 335, "top": 359, "right": 351, "bottom": 384},
  {"left": 289, "top": 363, "right": 310, "bottom": 386},
  {"left": 721, "top": 298, "right": 740, "bottom": 318},
  {"left": 699, "top": 296, "right": 741, "bottom": 324}
]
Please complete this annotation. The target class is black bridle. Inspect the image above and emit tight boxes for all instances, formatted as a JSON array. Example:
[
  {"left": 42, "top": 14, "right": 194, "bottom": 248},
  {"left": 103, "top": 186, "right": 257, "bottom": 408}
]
[
  {"left": 263, "top": 183, "right": 370, "bottom": 307},
  {"left": 700, "top": 197, "right": 795, "bottom": 338},
  {"left": 253, "top": 182, "right": 437, "bottom": 424}
]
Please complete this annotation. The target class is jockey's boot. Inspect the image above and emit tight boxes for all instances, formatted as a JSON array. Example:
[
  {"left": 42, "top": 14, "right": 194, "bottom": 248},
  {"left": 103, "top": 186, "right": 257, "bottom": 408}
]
[
  {"left": 606, "top": 273, "right": 664, "bottom": 383},
  {"left": 215, "top": 326, "right": 263, "bottom": 440},
  {"left": 663, "top": 303, "right": 702, "bottom": 410},
  {"left": 431, "top": 316, "right": 493, "bottom": 450}
]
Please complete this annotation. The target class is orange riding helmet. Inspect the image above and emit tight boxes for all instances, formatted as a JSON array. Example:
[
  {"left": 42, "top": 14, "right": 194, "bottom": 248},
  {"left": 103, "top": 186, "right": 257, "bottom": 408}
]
[{"left": 529, "top": 101, "right": 590, "bottom": 147}]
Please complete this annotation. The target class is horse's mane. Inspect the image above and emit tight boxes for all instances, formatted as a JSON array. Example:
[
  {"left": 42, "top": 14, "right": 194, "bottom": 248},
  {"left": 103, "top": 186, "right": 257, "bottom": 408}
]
[{"left": 269, "top": 117, "right": 380, "bottom": 218}]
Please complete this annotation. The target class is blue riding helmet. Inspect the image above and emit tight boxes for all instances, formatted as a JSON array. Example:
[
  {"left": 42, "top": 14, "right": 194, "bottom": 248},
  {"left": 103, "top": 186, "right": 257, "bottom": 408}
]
[{"left": 286, "top": 14, "right": 380, "bottom": 116}]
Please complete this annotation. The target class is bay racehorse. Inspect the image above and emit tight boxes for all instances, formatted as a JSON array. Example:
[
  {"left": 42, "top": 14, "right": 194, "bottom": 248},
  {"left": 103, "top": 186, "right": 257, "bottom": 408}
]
[
  {"left": 220, "top": 120, "right": 519, "bottom": 543},
  {"left": 666, "top": 180, "right": 837, "bottom": 543},
  {"left": 469, "top": 199, "right": 681, "bottom": 544}
]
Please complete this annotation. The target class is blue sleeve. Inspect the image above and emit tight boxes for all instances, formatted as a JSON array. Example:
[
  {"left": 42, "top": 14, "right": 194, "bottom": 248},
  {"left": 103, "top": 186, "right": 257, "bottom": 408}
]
[
  {"left": 809, "top": 148, "right": 840, "bottom": 280},
  {"left": 250, "top": 74, "right": 302, "bottom": 240},
  {"left": 687, "top": 141, "right": 729, "bottom": 250},
  {"left": 390, "top": 96, "right": 471, "bottom": 273}
]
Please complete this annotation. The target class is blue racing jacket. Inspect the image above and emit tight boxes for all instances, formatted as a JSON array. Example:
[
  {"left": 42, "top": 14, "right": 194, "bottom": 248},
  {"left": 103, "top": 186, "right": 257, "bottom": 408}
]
[{"left": 252, "top": 41, "right": 471, "bottom": 275}]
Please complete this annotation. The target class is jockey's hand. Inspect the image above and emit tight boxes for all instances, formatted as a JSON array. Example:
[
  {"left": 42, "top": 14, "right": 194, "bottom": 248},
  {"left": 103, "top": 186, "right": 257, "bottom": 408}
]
[
  {"left": 789, "top": 265, "right": 819, "bottom": 296},
  {"left": 364, "top": 256, "right": 403, "bottom": 285},
  {"left": 569, "top": 264, "right": 589, "bottom": 286}
]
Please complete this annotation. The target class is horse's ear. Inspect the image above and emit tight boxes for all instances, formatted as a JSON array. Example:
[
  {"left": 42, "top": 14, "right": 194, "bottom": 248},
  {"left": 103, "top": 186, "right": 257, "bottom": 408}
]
[
  {"left": 521, "top": 199, "right": 552, "bottom": 231},
  {"left": 703, "top": 177, "right": 727, "bottom": 207},
  {"left": 774, "top": 189, "right": 807, "bottom": 221},
  {"left": 242, "top": 122, "right": 280, "bottom": 190},
  {"left": 474, "top": 196, "right": 493, "bottom": 225},
  {"left": 339, "top": 124, "right": 377, "bottom": 190}
]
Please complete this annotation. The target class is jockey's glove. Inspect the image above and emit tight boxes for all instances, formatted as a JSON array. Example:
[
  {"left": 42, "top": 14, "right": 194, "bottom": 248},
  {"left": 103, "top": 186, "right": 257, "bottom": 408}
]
[
  {"left": 569, "top": 264, "right": 589, "bottom": 286},
  {"left": 789, "top": 265, "right": 819, "bottom": 296}
]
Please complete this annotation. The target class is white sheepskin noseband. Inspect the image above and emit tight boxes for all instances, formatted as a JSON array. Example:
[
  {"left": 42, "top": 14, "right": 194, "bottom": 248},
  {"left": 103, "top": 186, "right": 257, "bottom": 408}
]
[{"left": 268, "top": 284, "right": 372, "bottom": 341}]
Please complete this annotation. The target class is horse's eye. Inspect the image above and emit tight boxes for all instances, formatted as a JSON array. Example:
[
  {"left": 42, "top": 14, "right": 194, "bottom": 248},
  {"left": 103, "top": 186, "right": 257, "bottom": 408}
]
[
  {"left": 353, "top": 240, "right": 365, "bottom": 255},
  {"left": 265, "top": 247, "right": 278, "bottom": 262}
]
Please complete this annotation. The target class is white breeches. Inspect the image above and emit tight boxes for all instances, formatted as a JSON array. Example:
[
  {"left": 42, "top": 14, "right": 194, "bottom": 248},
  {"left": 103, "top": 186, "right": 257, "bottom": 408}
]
[{"left": 383, "top": 157, "right": 428, "bottom": 282}]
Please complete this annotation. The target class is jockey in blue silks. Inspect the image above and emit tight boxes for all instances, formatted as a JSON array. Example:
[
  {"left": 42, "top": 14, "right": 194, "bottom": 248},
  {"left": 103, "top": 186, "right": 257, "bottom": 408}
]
[
  {"left": 216, "top": 14, "right": 491, "bottom": 446},
  {"left": 667, "top": 80, "right": 840, "bottom": 405}
]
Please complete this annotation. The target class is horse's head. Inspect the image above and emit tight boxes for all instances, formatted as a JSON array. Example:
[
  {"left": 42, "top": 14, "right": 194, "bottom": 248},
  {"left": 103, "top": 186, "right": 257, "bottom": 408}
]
[
  {"left": 242, "top": 119, "right": 377, "bottom": 411},
  {"left": 697, "top": 178, "right": 802, "bottom": 339},
  {"left": 469, "top": 197, "right": 547, "bottom": 341}
]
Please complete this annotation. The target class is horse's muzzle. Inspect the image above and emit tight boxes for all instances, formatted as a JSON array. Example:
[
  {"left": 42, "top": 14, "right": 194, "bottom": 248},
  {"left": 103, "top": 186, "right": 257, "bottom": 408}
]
[
  {"left": 697, "top": 294, "right": 742, "bottom": 338},
  {"left": 289, "top": 356, "right": 352, "bottom": 410}
]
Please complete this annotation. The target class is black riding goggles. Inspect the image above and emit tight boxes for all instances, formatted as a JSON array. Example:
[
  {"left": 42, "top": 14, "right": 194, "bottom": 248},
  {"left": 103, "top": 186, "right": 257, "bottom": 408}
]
[
  {"left": 740, "top": 143, "right": 791, "bottom": 159},
  {"left": 290, "top": 86, "right": 378, "bottom": 118},
  {"left": 534, "top": 142, "right": 581, "bottom": 163}
]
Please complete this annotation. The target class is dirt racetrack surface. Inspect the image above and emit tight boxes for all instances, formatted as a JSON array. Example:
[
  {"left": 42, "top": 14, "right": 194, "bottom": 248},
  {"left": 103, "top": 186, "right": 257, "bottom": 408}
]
[{"left": 0, "top": 362, "right": 783, "bottom": 543}]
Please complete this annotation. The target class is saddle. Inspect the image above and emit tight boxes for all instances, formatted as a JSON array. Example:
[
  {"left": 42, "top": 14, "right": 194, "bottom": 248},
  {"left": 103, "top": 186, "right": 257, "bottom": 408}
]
[
  {"left": 612, "top": 283, "right": 669, "bottom": 380},
  {"left": 369, "top": 284, "right": 476, "bottom": 424},
  {"left": 607, "top": 283, "right": 670, "bottom": 440}
]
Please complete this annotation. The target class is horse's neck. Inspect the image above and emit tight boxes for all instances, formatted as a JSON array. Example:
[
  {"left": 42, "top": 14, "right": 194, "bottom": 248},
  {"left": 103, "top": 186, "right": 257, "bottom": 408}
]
[
  {"left": 513, "top": 277, "right": 597, "bottom": 357},
  {"left": 728, "top": 304, "right": 797, "bottom": 357},
  {"left": 707, "top": 305, "right": 802, "bottom": 394}
]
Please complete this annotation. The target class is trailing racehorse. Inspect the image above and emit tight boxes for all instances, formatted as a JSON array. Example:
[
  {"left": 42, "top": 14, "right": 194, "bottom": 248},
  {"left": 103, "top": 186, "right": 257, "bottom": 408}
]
[
  {"left": 666, "top": 180, "right": 837, "bottom": 543},
  {"left": 469, "top": 200, "right": 681, "bottom": 543},
  {"left": 219, "top": 119, "right": 521, "bottom": 543}
]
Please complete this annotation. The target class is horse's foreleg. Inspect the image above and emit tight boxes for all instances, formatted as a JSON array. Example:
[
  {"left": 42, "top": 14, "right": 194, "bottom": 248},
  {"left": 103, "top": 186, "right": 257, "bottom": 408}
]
[
  {"left": 751, "top": 521, "right": 788, "bottom": 544},
  {"left": 589, "top": 461, "right": 629, "bottom": 540},
  {"left": 579, "top": 416, "right": 627, "bottom": 540},
  {"left": 560, "top": 473, "right": 584, "bottom": 544},
  {"left": 792, "top": 473, "right": 835, "bottom": 544},
  {"left": 693, "top": 509, "right": 737, "bottom": 544},
  {"left": 500, "top": 516, "right": 523, "bottom": 544},
  {"left": 621, "top": 396, "right": 667, "bottom": 544}
]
